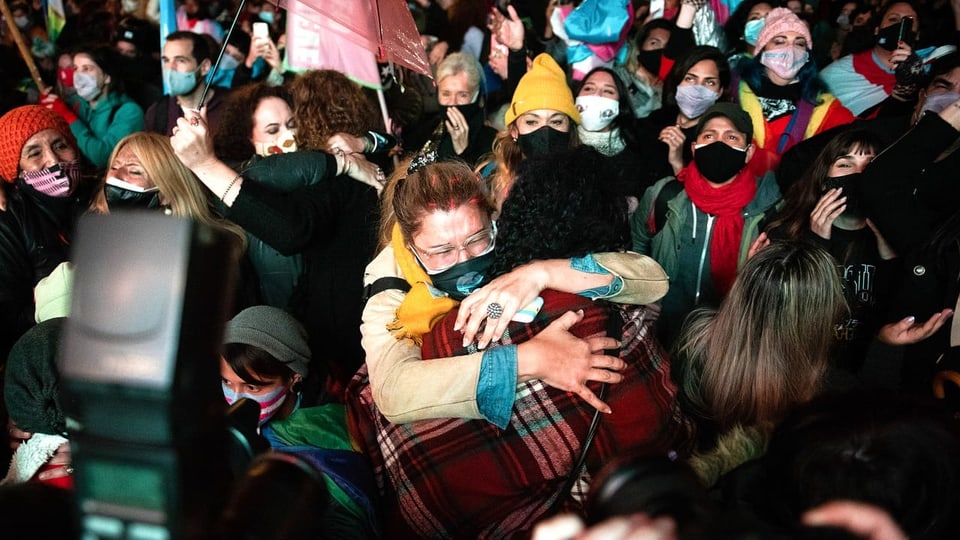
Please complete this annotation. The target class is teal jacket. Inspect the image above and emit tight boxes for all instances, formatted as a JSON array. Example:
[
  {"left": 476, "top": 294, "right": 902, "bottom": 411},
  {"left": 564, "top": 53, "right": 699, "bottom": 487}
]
[
  {"left": 66, "top": 91, "right": 145, "bottom": 168},
  {"left": 630, "top": 172, "right": 782, "bottom": 345}
]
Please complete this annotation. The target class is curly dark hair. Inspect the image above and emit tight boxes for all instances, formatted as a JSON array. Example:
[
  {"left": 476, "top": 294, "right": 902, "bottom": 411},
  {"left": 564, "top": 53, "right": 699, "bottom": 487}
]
[
  {"left": 214, "top": 82, "right": 292, "bottom": 163},
  {"left": 490, "top": 146, "right": 631, "bottom": 277},
  {"left": 289, "top": 70, "right": 380, "bottom": 151}
]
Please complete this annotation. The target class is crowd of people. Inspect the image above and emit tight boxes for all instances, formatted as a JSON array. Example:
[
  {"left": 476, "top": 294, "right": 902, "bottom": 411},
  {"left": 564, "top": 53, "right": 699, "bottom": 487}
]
[{"left": 2, "top": 0, "right": 960, "bottom": 537}]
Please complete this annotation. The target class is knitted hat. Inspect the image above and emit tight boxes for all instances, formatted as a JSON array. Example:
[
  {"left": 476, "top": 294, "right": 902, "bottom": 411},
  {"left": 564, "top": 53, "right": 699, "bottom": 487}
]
[
  {"left": 224, "top": 306, "right": 310, "bottom": 377},
  {"left": 695, "top": 102, "right": 754, "bottom": 142},
  {"left": 4, "top": 318, "right": 68, "bottom": 436},
  {"left": 754, "top": 8, "right": 813, "bottom": 53},
  {"left": 0, "top": 105, "right": 77, "bottom": 183},
  {"left": 504, "top": 53, "right": 581, "bottom": 126}
]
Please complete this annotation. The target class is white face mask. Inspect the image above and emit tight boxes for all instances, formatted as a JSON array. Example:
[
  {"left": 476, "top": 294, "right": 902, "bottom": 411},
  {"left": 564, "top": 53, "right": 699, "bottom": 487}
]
[
  {"left": 14, "top": 15, "right": 30, "bottom": 29},
  {"left": 760, "top": 48, "right": 809, "bottom": 81},
  {"left": 122, "top": 0, "right": 140, "bottom": 13},
  {"left": 73, "top": 72, "right": 102, "bottom": 102},
  {"left": 575, "top": 95, "right": 619, "bottom": 132},
  {"left": 254, "top": 130, "right": 298, "bottom": 157}
]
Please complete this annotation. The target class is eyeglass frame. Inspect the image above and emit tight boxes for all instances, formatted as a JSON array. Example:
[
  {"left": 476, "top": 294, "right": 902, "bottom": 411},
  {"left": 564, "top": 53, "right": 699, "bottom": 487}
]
[{"left": 409, "top": 221, "right": 498, "bottom": 275}]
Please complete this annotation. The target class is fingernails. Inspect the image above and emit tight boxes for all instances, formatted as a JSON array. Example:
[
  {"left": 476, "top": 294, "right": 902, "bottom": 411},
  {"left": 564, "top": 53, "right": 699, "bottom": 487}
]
[
  {"left": 463, "top": 337, "right": 470, "bottom": 348},
  {"left": 905, "top": 315, "right": 916, "bottom": 323},
  {"left": 603, "top": 406, "right": 612, "bottom": 414},
  {"left": 454, "top": 322, "right": 461, "bottom": 331}
]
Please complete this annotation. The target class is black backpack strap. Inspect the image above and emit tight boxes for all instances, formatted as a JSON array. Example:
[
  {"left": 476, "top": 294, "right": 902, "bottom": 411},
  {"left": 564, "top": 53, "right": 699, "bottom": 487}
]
[
  {"left": 653, "top": 179, "right": 683, "bottom": 233},
  {"left": 362, "top": 277, "right": 410, "bottom": 307}
]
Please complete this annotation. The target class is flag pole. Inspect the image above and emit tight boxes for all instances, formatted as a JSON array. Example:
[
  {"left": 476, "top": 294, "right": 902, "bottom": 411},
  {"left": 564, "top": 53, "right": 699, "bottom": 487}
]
[
  {"left": 0, "top": 0, "right": 48, "bottom": 92},
  {"left": 196, "top": 0, "right": 248, "bottom": 110}
]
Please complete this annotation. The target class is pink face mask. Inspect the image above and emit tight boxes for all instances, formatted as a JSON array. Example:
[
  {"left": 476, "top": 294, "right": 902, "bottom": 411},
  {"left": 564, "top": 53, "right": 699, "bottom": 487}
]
[
  {"left": 20, "top": 161, "right": 81, "bottom": 198},
  {"left": 760, "top": 48, "right": 809, "bottom": 81}
]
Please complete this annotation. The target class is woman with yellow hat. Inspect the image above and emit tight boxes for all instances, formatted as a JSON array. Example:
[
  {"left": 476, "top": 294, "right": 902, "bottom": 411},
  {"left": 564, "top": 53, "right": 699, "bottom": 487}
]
[
  {"left": 484, "top": 53, "right": 581, "bottom": 207},
  {"left": 0, "top": 105, "right": 94, "bottom": 360}
]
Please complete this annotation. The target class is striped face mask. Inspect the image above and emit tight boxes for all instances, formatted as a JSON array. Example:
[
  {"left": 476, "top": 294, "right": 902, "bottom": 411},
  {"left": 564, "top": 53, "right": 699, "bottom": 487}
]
[
  {"left": 20, "top": 161, "right": 80, "bottom": 198},
  {"left": 222, "top": 383, "right": 289, "bottom": 426}
]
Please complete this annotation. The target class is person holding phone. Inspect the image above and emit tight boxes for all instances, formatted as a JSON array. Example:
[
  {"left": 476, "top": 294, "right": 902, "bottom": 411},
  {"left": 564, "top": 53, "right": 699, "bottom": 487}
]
[{"left": 821, "top": 1, "right": 924, "bottom": 118}]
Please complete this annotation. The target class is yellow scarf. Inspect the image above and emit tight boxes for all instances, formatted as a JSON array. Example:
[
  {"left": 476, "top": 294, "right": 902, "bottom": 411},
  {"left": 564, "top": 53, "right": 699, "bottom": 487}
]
[{"left": 386, "top": 224, "right": 459, "bottom": 344}]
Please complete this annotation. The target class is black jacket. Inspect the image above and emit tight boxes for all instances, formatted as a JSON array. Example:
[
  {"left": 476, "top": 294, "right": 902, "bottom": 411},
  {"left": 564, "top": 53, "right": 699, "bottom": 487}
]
[
  {"left": 0, "top": 180, "right": 90, "bottom": 360},
  {"left": 223, "top": 152, "right": 380, "bottom": 391}
]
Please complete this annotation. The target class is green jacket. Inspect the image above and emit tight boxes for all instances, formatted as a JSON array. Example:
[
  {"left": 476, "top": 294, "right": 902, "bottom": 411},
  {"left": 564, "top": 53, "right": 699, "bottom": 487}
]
[
  {"left": 66, "top": 91, "right": 144, "bottom": 168},
  {"left": 631, "top": 172, "right": 782, "bottom": 344}
]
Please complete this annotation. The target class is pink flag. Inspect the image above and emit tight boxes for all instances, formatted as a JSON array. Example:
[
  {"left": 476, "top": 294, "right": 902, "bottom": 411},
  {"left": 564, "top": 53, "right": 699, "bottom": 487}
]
[{"left": 285, "top": 0, "right": 382, "bottom": 89}]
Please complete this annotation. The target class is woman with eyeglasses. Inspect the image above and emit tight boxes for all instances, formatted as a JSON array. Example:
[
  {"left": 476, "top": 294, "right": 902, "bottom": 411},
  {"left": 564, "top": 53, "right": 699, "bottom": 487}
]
[
  {"left": 350, "top": 158, "right": 669, "bottom": 430},
  {"left": 349, "top": 148, "right": 689, "bottom": 537}
]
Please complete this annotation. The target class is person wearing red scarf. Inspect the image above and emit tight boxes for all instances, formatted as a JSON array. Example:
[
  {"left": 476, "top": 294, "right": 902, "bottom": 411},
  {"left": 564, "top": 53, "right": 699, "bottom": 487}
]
[{"left": 632, "top": 103, "right": 782, "bottom": 348}]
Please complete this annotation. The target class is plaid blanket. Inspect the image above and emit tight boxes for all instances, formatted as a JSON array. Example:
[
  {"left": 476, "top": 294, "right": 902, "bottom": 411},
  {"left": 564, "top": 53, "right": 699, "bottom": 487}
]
[{"left": 346, "top": 290, "right": 694, "bottom": 539}]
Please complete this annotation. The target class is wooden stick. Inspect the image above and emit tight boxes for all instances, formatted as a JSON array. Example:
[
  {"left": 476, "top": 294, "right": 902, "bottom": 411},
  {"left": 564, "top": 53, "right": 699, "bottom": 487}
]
[{"left": 0, "top": 0, "right": 49, "bottom": 92}]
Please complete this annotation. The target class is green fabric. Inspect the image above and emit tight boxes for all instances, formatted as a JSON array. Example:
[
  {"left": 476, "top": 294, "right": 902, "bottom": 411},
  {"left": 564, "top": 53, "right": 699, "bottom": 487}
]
[
  {"left": 268, "top": 405, "right": 364, "bottom": 522},
  {"left": 66, "top": 91, "right": 144, "bottom": 167},
  {"left": 268, "top": 404, "right": 354, "bottom": 451}
]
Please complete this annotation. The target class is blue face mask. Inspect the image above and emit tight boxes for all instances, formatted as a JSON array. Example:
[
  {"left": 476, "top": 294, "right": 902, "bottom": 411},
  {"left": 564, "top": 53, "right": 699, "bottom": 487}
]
[
  {"left": 744, "top": 18, "right": 765, "bottom": 47},
  {"left": 163, "top": 68, "right": 199, "bottom": 96},
  {"left": 258, "top": 10, "right": 275, "bottom": 24}
]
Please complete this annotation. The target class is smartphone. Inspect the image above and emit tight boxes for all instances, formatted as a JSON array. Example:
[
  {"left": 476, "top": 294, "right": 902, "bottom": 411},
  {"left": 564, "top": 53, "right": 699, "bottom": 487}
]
[
  {"left": 512, "top": 296, "right": 544, "bottom": 324},
  {"left": 252, "top": 21, "right": 269, "bottom": 39},
  {"left": 896, "top": 17, "right": 915, "bottom": 46}
]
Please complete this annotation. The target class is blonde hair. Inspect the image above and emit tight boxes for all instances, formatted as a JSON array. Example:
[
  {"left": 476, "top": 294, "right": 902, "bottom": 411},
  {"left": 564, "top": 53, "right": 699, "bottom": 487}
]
[
  {"left": 676, "top": 241, "right": 846, "bottom": 436},
  {"left": 91, "top": 132, "right": 248, "bottom": 258}
]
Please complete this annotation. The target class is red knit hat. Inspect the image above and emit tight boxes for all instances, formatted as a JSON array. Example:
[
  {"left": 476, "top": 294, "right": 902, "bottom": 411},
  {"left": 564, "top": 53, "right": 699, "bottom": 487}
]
[
  {"left": 754, "top": 8, "right": 813, "bottom": 53},
  {"left": 0, "top": 105, "right": 77, "bottom": 182}
]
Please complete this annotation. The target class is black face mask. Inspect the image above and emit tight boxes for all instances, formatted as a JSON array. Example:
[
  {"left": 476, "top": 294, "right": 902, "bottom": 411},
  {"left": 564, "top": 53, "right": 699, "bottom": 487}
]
[
  {"left": 637, "top": 49, "right": 662, "bottom": 75},
  {"left": 823, "top": 172, "right": 863, "bottom": 216},
  {"left": 875, "top": 20, "right": 916, "bottom": 51},
  {"left": 446, "top": 102, "right": 482, "bottom": 123},
  {"left": 693, "top": 142, "right": 749, "bottom": 183},
  {"left": 104, "top": 184, "right": 162, "bottom": 210},
  {"left": 517, "top": 125, "right": 571, "bottom": 158},
  {"left": 428, "top": 250, "right": 493, "bottom": 301}
]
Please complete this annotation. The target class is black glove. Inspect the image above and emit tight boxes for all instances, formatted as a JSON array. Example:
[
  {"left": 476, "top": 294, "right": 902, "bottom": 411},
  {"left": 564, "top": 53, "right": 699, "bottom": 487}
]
[{"left": 892, "top": 53, "right": 924, "bottom": 101}]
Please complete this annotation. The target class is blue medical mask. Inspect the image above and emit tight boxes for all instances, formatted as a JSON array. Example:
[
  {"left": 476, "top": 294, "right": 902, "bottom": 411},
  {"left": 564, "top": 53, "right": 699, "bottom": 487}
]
[
  {"left": 744, "top": 18, "right": 765, "bottom": 47},
  {"left": 163, "top": 68, "right": 199, "bottom": 96},
  {"left": 258, "top": 10, "right": 275, "bottom": 24}
]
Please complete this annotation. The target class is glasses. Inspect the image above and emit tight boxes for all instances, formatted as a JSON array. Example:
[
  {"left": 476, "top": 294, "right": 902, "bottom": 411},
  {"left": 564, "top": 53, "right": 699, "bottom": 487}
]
[{"left": 410, "top": 223, "right": 497, "bottom": 274}]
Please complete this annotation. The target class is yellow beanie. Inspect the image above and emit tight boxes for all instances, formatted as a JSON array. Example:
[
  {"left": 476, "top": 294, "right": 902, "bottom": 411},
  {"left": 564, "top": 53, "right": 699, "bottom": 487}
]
[{"left": 504, "top": 53, "right": 581, "bottom": 126}]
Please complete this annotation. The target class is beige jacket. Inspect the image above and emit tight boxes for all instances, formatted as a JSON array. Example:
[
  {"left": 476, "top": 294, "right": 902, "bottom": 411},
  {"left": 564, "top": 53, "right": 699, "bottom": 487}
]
[{"left": 360, "top": 249, "right": 669, "bottom": 424}]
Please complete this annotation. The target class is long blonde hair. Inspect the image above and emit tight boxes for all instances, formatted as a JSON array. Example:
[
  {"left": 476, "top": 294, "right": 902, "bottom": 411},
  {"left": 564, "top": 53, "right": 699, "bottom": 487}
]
[
  {"left": 676, "top": 241, "right": 846, "bottom": 436},
  {"left": 91, "top": 132, "right": 248, "bottom": 257}
]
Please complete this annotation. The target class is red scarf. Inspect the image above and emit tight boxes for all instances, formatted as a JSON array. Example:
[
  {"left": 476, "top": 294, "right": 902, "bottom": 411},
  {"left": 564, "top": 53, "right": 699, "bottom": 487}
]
[{"left": 678, "top": 162, "right": 757, "bottom": 295}]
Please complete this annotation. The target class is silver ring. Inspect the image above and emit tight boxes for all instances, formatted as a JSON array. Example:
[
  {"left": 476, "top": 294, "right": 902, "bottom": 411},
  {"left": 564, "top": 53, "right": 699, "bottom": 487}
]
[
  {"left": 487, "top": 302, "right": 504, "bottom": 320},
  {"left": 65, "top": 466, "right": 74, "bottom": 475},
  {"left": 453, "top": 124, "right": 460, "bottom": 130}
]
